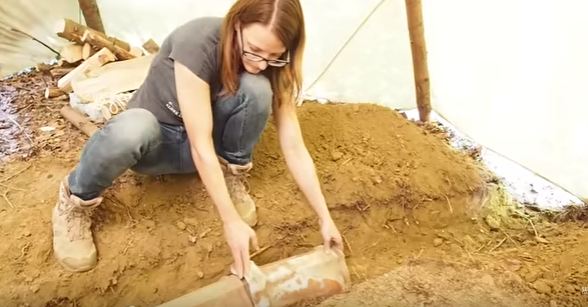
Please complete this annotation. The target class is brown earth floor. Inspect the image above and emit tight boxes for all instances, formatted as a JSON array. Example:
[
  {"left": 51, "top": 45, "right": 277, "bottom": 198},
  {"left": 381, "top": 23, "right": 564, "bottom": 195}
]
[{"left": 1, "top": 71, "right": 587, "bottom": 306}]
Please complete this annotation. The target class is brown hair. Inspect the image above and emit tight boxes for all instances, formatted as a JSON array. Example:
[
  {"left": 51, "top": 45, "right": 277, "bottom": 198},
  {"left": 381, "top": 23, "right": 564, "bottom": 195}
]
[{"left": 219, "top": 0, "right": 305, "bottom": 108}]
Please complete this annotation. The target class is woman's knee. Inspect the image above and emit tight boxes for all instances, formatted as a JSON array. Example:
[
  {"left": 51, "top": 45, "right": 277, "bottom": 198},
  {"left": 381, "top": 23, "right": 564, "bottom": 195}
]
[
  {"left": 238, "top": 73, "right": 272, "bottom": 115},
  {"left": 102, "top": 108, "right": 161, "bottom": 150}
]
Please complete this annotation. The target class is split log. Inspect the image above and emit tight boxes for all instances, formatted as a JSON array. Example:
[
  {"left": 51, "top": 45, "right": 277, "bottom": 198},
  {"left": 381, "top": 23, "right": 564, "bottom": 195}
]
[
  {"left": 50, "top": 67, "right": 74, "bottom": 79},
  {"left": 60, "top": 106, "right": 98, "bottom": 137},
  {"left": 71, "top": 54, "right": 154, "bottom": 102},
  {"left": 57, "top": 47, "right": 116, "bottom": 93},
  {"left": 45, "top": 87, "right": 66, "bottom": 99},
  {"left": 77, "top": 0, "right": 105, "bottom": 33},
  {"left": 82, "top": 30, "right": 135, "bottom": 60},
  {"left": 60, "top": 44, "right": 83, "bottom": 63},
  {"left": 56, "top": 19, "right": 130, "bottom": 51},
  {"left": 82, "top": 43, "right": 95, "bottom": 60},
  {"left": 142, "top": 39, "right": 160, "bottom": 54}
]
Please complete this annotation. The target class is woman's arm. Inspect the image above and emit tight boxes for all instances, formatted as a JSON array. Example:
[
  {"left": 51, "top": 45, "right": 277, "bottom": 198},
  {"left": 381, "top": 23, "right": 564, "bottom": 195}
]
[
  {"left": 273, "top": 101, "right": 343, "bottom": 250},
  {"left": 175, "top": 61, "right": 258, "bottom": 278}
]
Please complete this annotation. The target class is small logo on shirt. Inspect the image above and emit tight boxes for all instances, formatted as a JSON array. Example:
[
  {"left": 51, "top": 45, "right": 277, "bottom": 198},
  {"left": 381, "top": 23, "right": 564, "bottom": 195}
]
[{"left": 165, "top": 101, "right": 182, "bottom": 118}]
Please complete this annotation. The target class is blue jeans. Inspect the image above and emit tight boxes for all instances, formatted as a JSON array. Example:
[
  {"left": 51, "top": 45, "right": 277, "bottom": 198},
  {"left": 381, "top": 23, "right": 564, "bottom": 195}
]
[{"left": 68, "top": 73, "right": 272, "bottom": 200}]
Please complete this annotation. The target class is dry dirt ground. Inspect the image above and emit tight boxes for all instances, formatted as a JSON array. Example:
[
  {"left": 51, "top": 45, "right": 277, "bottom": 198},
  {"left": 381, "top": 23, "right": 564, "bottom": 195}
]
[{"left": 1, "top": 71, "right": 587, "bottom": 306}]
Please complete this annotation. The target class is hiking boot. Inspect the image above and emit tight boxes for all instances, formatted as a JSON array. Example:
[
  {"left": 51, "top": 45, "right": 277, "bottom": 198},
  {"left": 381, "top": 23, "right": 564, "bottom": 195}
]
[
  {"left": 52, "top": 176, "right": 102, "bottom": 272},
  {"left": 219, "top": 157, "right": 257, "bottom": 227}
]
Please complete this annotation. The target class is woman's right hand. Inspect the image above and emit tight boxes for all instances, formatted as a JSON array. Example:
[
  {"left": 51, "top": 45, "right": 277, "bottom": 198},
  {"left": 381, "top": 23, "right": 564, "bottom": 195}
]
[{"left": 223, "top": 219, "right": 259, "bottom": 279}]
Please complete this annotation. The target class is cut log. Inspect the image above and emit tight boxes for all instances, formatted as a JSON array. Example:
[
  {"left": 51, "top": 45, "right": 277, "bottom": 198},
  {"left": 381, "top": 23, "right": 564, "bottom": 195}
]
[
  {"left": 60, "top": 106, "right": 99, "bottom": 137},
  {"left": 142, "top": 39, "right": 160, "bottom": 54},
  {"left": 56, "top": 19, "right": 130, "bottom": 51},
  {"left": 77, "top": 0, "right": 105, "bottom": 33},
  {"left": 71, "top": 54, "right": 154, "bottom": 102},
  {"left": 82, "top": 43, "right": 95, "bottom": 60},
  {"left": 55, "top": 19, "right": 86, "bottom": 44},
  {"left": 82, "top": 30, "right": 135, "bottom": 60},
  {"left": 57, "top": 47, "right": 116, "bottom": 93},
  {"left": 60, "top": 44, "right": 83, "bottom": 63},
  {"left": 45, "top": 87, "right": 66, "bottom": 99},
  {"left": 50, "top": 67, "right": 74, "bottom": 79}
]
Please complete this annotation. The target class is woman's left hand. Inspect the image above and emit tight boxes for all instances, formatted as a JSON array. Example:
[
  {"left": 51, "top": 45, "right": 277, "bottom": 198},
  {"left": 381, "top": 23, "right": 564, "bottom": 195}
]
[{"left": 320, "top": 217, "right": 343, "bottom": 252}]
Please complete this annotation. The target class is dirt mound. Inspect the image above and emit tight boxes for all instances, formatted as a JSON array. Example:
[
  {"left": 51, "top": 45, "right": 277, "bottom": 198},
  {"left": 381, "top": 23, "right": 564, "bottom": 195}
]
[{"left": 264, "top": 102, "right": 486, "bottom": 206}]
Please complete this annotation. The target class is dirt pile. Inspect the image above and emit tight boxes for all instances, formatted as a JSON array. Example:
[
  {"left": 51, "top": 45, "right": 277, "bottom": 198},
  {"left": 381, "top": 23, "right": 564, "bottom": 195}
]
[{"left": 266, "top": 102, "right": 486, "bottom": 206}]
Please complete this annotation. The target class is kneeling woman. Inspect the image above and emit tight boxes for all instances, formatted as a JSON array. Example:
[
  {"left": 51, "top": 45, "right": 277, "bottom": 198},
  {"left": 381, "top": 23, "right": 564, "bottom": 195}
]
[{"left": 52, "top": 0, "right": 342, "bottom": 278}]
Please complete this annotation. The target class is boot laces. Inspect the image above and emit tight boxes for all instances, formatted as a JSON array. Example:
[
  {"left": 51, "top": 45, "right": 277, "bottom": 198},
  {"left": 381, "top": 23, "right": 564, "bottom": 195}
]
[
  {"left": 227, "top": 172, "right": 251, "bottom": 194},
  {"left": 59, "top": 189, "right": 101, "bottom": 241}
]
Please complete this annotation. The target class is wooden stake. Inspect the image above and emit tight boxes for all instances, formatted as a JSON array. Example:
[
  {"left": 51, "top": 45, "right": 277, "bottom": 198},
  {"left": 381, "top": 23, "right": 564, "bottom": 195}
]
[
  {"left": 142, "top": 39, "right": 160, "bottom": 54},
  {"left": 405, "top": 0, "right": 432, "bottom": 122},
  {"left": 60, "top": 106, "right": 99, "bottom": 137},
  {"left": 82, "top": 30, "right": 135, "bottom": 60},
  {"left": 250, "top": 245, "right": 272, "bottom": 258},
  {"left": 78, "top": 0, "right": 105, "bottom": 33},
  {"left": 56, "top": 19, "right": 130, "bottom": 51},
  {"left": 342, "top": 234, "right": 353, "bottom": 255},
  {"left": 57, "top": 47, "right": 116, "bottom": 93}
]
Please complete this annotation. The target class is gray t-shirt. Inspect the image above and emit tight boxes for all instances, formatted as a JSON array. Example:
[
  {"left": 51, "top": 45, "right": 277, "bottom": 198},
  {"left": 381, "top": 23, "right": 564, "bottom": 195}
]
[{"left": 128, "top": 17, "right": 223, "bottom": 125}]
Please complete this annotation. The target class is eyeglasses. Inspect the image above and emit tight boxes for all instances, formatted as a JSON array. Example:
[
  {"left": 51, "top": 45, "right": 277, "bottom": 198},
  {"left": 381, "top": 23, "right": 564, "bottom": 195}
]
[{"left": 239, "top": 28, "right": 290, "bottom": 67}]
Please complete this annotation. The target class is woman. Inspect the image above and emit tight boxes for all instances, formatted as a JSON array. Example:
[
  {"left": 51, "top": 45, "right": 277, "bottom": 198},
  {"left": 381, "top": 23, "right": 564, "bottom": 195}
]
[{"left": 52, "top": 0, "right": 343, "bottom": 278}]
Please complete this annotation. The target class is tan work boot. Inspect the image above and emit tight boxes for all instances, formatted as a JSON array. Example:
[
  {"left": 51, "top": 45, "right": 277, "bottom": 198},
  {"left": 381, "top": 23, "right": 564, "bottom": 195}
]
[
  {"left": 219, "top": 157, "right": 258, "bottom": 227},
  {"left": 52, "top": 176, "right": 102, "bottom": 272}
]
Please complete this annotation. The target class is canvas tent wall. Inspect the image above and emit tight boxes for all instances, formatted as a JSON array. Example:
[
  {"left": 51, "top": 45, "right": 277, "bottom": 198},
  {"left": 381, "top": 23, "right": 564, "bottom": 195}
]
[{"left": 1, "top": 0, "right": 586, "bottom": 200}]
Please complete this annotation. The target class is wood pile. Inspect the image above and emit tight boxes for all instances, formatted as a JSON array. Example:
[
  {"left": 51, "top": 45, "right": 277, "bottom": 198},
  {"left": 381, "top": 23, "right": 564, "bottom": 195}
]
[{"left": 40, "top": 18, "right": 158, "bottom": 136}]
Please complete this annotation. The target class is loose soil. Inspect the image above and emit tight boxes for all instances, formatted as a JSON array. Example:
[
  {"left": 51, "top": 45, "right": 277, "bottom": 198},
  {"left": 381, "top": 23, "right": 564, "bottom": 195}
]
[{"left": 1, "top": 70, "right": 587, "bottom": 307}]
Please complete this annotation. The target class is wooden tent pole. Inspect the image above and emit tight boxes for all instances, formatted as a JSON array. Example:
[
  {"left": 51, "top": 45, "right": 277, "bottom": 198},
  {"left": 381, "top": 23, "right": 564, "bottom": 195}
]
[
  {"left": 405, "top": 0, "right": 432, "bottom": 122},
  {"left": 78, "top": 0, "right": 105, "bottom": 33}
]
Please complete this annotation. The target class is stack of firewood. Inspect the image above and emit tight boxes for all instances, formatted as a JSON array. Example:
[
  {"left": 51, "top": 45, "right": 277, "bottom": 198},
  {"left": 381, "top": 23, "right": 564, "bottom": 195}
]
[{"left": 40, "top": 19, "right": 159, "bottom": 132}]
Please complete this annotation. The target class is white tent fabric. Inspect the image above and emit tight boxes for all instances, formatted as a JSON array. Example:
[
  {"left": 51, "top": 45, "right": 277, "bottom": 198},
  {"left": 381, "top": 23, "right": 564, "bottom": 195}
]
[
  {"left": 0, "top": 1, "right": 79, "bottom": 75},
  {"left": 423, "top": 0, "right": 588, "bottom": 200},
  {"left": 85, "top": 0, "right": 417, "bottom": 109},
  {"left": 0, "top": 0, "right": 586, "bottom": 199}
]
